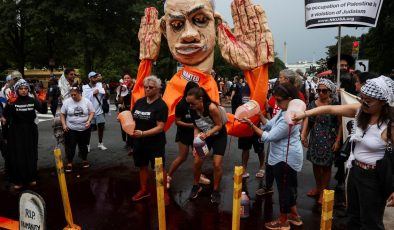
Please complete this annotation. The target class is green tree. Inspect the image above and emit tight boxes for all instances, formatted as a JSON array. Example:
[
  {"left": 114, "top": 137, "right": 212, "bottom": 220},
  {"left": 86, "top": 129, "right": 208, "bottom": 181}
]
[
  {"left": 268, "top": 56, "right": 286, "bottom": 79},
  {"left": 359, "top": 1, "right": 394, "bottom": 74},
  {"left": 325, "top": 35, "right": 359, "bottom": 58}
]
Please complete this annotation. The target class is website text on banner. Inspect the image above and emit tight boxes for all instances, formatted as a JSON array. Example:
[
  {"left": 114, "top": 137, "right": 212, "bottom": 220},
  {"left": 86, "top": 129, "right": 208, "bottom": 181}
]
[{"left": 305, "top": 0, "right": 384, "bottom": 28}]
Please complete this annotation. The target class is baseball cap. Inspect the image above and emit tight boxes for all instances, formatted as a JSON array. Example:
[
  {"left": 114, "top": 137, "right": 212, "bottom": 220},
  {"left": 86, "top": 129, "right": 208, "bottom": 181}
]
[
  {"left": 88, "top": 71, "right": 99, "bottom": 78},
  {"left": 11, "top": 70, "right": 22, "bottom": 80}
]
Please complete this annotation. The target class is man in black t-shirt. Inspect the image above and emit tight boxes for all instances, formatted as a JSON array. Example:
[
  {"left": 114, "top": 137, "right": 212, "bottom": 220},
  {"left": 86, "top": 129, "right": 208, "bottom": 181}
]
[
  {"left": 230, "top": 76, "right": 243, "bottom": 113},
  {"left": 237, "top": 83, "right": 266, "bottom": 179},
  {"left": 47, "top": 77, "right": 61, "bottom": 116}
]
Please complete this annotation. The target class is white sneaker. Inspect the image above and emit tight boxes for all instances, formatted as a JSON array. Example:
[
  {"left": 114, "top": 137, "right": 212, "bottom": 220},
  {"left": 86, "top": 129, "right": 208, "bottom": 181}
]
[
  {"left": 87, "top": 145, "right": 90, "bottom": 153},
  {"left": 242, "top": 172, "right": 250, "bottom": 178},
  {"left": 98, "top": 143, "right": 107, "bottom": 150},
  {"left": 166, "top": 176, "right": 172, "bottom": 189},
  {"left": 199, "top": 174, "right": 211, "bottom": 185}
]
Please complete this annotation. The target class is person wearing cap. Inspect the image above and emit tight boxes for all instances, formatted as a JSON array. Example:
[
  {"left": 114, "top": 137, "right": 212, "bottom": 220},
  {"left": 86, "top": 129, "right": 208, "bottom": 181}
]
[
  {"left": 293, "top": 75, "right": 394, "bottom": 229},
  {"left": 0, "top": 75, "right": 18, "bottom": 106},
  {"left": 82, "top": 71, "right": 108, "bottom": 150},
  {"left": 3, "top": 79, "right": 47, "bottom": 189}
]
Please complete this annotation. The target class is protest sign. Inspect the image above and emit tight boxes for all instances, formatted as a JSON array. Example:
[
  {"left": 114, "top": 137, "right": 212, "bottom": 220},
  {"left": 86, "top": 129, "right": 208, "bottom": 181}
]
[{"left": 305, "top": 0, "right": 384, "bottom": 28}]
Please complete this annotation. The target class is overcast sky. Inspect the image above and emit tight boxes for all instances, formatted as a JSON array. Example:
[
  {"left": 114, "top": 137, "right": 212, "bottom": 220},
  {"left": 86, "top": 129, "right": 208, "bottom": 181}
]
[{"left": 215, "top": 0, "right": 368, "bottom": 64}]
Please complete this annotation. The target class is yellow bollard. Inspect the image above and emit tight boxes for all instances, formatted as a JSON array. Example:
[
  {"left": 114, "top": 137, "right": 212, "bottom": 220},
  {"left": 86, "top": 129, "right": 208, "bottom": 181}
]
[
  {"left": 320, "top": 189, "right": 335, "bottom": 230},
  {"left": 53, "top": 147, "right": 81, "bottom": 230},
  {"left": 155, "top": 157, "right": 166, "bottom": 230},
  {"left": 232, "top": 166, "right": 243, "bottom": 230}
]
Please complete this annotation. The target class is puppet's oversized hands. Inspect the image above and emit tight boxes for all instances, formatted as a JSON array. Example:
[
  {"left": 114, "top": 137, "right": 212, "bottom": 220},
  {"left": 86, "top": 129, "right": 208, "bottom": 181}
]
[
  {"left": 138, "top": 7, "right": 161, "bottom": 60},
  {"left": 218, "top": 0, "right": 274, "bottom": 70}
]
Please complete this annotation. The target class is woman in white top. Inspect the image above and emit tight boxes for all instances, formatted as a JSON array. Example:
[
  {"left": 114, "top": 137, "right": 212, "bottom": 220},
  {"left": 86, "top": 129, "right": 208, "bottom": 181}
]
[
  {"left": 293, "top": 76, "right": 394, "bottom": 230},
  {"left": 61, "top": 86, "right": 95, "bottom": 172}
]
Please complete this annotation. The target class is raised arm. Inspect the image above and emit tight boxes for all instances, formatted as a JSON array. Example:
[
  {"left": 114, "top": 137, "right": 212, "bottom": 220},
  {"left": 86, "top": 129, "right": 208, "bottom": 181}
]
[
  {"left": 138, "top": 7, "right": 161, "bottom": 60},
  {"left": 217, "top": 0, "right": 274, "bottom": 70},
  {"left": 293, "top": 103, "right": 360, "bottom": 122}
]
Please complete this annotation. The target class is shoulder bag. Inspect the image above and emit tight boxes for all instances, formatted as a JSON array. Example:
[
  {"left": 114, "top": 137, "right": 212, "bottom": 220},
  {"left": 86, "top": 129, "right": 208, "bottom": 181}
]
[{"left": 376, "top": 121, "right": 394, "bottom": 199}]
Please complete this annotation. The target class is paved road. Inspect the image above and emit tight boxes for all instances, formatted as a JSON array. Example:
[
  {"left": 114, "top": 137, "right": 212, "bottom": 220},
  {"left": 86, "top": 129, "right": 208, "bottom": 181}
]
[{"left": 0, "top": 109, "right": 393, "bottom": 229}]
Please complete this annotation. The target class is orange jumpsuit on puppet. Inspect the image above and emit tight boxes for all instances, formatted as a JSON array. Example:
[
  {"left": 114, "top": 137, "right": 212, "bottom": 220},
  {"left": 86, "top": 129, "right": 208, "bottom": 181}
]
[{"left": 131, "top": 60, "right": 269, "bottom": 137}]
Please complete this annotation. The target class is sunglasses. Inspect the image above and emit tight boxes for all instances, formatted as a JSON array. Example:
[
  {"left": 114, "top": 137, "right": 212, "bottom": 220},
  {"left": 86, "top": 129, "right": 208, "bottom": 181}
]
[
  {"left": 316, "top": 89, "right": 329, "bottom": 94},
  {"left": 144, "top": 85, "right": 156, "bottom": 89}
]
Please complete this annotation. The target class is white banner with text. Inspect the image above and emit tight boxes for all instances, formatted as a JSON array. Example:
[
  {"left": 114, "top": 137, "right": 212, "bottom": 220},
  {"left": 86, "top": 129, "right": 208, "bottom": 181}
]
[{"left": 305, "top": 0, "right": 384, "bottom": 28}]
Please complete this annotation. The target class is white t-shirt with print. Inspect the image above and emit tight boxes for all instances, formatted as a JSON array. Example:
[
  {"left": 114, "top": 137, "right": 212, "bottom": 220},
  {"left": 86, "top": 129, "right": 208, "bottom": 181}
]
[{"left": 61, "top": 97, "right": 95, "bottom": 131}]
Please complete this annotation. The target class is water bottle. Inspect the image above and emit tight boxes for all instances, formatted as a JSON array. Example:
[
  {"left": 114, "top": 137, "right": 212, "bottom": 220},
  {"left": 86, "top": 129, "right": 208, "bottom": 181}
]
[
  {"left": 118, "top": 111, "right": 135, "bottom": 135},
  {"left": 193, "top": 136, "right": 209, "bottom": 159},
  {"left": 234, "top": 100, "right": 260, "bottom": 119},
  {"left": 240, "top": 192, "right": 250, "bottom": 218}
]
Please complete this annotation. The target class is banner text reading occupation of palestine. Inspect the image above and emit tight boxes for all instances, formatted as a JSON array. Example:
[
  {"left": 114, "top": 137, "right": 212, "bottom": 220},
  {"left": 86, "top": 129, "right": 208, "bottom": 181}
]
[{"left": 305, "top": 0, "right": 383, "bottom": 28}]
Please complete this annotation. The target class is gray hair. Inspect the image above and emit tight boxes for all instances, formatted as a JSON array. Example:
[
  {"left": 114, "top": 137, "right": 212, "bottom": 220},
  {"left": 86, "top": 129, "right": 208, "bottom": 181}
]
[
  {"left": 164, "top": 0, "right": 215, "bottom": 11},
  {"left": 279, "top": 69, "right": 297, "bottom": 85},
  {"left": 295, "top": 75, "right": 303, "bottom": 90},
  {"left": 295, "top": 69, "right": 304, "bottom": 77},
  {"left": 143, "top": 75, "right": 162, "bottom": 89}
]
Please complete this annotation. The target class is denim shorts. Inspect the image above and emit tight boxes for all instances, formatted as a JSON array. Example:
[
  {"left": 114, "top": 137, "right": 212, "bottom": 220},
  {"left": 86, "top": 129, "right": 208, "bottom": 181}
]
[{"left": 91, "top": 113, "right": 105, "bottom": 124}]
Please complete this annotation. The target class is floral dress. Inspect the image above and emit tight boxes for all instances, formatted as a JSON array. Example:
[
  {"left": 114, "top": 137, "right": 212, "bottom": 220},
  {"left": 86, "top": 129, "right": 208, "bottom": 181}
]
[{"left": 306, "top": 100, "right": 339, "bottom": 167}]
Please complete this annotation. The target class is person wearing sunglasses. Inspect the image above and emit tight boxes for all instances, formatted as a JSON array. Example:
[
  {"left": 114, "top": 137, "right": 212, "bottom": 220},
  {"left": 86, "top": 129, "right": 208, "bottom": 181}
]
[
  {"left": 240, "top": 83, "right": 304, "bottom": 229},
  {"left": 130, "top": 75, "right": 169, "bottom": 204},
  {"left": 293, "top": 76, "right": 394, "bottom": 229},
  {"left": 3, "top": 79, "right": 48, "bottom": 189},
  {"left": 301, "top": 78, "right": 342, "bottom": 204}
]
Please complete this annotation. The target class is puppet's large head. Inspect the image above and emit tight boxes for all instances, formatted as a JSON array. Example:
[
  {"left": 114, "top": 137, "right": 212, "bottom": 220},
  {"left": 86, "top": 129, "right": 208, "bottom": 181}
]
[{"left": 162, "top": 0, "right": 218, "bottom": 73}]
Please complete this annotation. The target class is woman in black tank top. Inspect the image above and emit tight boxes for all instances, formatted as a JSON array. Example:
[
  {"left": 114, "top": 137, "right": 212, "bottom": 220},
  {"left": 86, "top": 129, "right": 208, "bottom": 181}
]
[{"left": 185, "top": 87, "right": 227, "bottom": 204}]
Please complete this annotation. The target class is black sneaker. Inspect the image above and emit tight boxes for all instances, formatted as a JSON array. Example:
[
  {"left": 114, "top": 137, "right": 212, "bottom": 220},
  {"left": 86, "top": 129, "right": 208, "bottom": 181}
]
[
  {"left": 82, "top": 161, "right": 90, "bottom": 168},
  {"left": 210, "top": 191, "right": 221, "bottom": 204},
  {"left": 65, "top": 164, "right": 72, "bottom": 173},
  {"left": 189, "top": 185, "right": 202, "bottom": 200},
  {"left": 255, "top": 187, "right": 273, "bottom": 196}
]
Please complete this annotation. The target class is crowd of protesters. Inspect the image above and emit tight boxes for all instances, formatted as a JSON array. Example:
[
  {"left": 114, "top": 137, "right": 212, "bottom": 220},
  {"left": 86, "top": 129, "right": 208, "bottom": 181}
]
[{"left": 0, "top": 62, "right": 394, "bottom": 230}]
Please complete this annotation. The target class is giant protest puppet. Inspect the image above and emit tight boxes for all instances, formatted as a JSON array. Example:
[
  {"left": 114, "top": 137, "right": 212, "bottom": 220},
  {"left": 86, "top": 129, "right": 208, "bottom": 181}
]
[{"left": 130, "top": 0, "right": 274, "bottom": 137}]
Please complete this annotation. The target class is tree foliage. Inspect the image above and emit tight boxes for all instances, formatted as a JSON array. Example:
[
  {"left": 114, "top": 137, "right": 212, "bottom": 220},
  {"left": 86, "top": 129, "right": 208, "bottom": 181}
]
[
  {"left": 358, "top": 0, "right": 394, "bottom": 74},
  {"left": 325, "top": 1, "right": 394, "bottom": 75},
  {"left": 325, "top": 35, "right": 358, "bottom": 58},
  {"left": 0, "top": 0, "right": 285, "bottom": 82}
]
